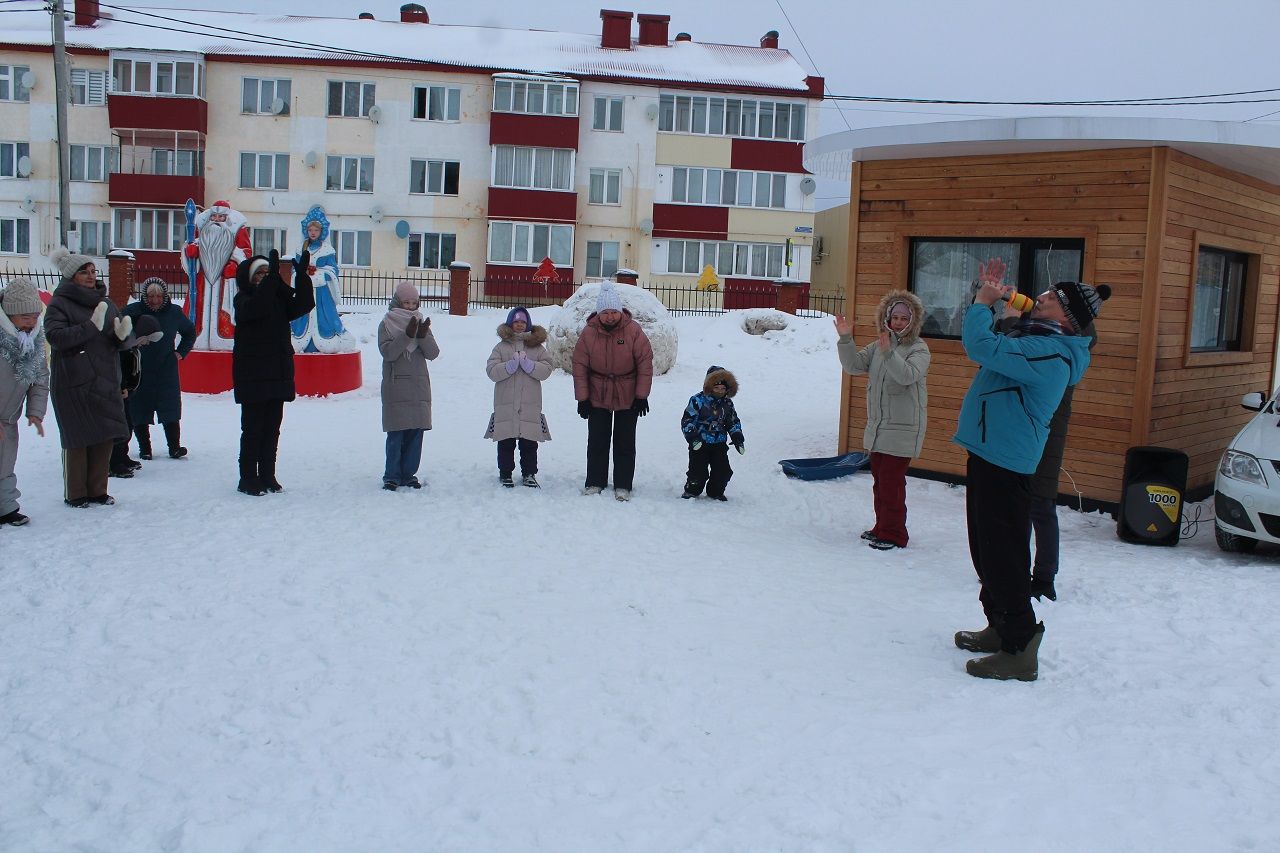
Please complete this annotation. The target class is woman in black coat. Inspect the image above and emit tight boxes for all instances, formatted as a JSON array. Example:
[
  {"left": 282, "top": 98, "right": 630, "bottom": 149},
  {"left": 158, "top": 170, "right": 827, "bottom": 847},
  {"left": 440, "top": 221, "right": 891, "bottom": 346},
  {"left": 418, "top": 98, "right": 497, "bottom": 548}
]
[
  {"left": 123, "top": 279, "right": 196, "bottom": 459},
  {"left": 232, "top": 250, "right": 313, "bottom": 496}
]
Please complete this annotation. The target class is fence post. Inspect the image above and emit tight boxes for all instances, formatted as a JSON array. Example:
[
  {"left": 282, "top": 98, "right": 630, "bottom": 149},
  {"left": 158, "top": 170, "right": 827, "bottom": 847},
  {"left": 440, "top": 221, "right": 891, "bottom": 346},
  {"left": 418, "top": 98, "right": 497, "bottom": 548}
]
[
  {"left": 107, "top": 249, "right": 135, "bottom": 309},
  {"left": 774, "top": 276, "right": 802, "bottom": 315},
  {"left": 615, "top": 268, "right": 639, "bottom": 286},
  {"left": 448, "top": 261, "right": 471, "bottom": 316}
]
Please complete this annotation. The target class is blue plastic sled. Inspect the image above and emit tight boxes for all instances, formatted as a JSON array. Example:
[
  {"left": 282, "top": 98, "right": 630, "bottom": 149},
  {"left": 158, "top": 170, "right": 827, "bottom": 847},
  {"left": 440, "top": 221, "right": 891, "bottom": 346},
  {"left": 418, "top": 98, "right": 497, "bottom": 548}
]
[{"left": 778, "top": 452, "right": 871, "bottom": 481}]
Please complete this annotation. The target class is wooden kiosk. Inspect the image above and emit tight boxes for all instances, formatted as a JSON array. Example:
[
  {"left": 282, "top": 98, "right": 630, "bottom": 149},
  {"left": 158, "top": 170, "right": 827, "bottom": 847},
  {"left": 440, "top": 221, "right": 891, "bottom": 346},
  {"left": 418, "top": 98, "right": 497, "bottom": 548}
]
[{"left": 803, "top": 117, "right": 1280, "bottom": 508}]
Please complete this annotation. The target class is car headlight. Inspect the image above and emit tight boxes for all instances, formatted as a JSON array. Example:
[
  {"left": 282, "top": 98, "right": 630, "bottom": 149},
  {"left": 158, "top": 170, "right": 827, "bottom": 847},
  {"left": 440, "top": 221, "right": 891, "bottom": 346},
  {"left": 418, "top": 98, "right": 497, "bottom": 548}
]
[{"left": 1220, "top": 449, "right": 1268, "bottom": 486}]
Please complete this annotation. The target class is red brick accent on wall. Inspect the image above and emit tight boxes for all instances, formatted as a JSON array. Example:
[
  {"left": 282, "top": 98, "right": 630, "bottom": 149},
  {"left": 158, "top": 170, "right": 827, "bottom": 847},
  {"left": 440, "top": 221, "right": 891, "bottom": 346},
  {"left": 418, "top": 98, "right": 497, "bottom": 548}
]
[
  {"left": 651, "top": 204, "right": 729, "bottom": 241},
  {"left": 107, "top": 94, "right": 208, "bottom": 133},
  {"left": 722, "top": 277, "right": 810, "bottom": 310},
  {"left": 489, "top": 112, "right": 580, "bottom": 150},
  {"left": 730, "top": 139, "right": 807, "bottom": 174},
  {"left": 484, "top": 264, "right": 575, "bottom": 299},
  {"left": 487, "top": 188, "right": 578, "bottom": 224}
]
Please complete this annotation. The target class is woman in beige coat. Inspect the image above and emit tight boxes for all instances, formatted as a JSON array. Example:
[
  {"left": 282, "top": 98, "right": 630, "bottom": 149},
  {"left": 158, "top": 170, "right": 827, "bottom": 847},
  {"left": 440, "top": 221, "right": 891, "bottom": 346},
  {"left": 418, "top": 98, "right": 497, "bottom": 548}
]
[
  {"left": 485, "top": 307, "right": 553, "bottom": 487},
  {"left": 379, "top": 282, "right": 440, "bottom": 490},
  {"left": 835, "top": 289, "right": 930, "bottom": 550}
]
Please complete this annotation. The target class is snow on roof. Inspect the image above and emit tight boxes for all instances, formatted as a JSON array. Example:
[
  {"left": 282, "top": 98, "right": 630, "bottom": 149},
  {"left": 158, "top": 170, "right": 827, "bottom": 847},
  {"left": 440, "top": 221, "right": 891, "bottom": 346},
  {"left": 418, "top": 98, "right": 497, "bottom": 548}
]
[{"left": 2, "top": 5, "right": 814, "bottom": 94}]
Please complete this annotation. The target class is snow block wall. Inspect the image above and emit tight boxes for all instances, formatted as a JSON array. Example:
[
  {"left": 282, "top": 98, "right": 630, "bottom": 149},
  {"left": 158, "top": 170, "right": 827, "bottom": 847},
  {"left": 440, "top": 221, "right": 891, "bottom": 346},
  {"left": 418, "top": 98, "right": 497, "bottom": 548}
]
[{"left": 546, "top": 283, "right": 679, "bottom": 375}]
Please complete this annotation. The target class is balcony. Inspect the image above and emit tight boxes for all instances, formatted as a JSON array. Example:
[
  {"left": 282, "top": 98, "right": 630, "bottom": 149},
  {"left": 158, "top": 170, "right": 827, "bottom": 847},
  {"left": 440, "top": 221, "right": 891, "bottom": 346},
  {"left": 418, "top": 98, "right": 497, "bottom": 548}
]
[{"left": 108, "top": 129, "right": 205, "bottom": 207}]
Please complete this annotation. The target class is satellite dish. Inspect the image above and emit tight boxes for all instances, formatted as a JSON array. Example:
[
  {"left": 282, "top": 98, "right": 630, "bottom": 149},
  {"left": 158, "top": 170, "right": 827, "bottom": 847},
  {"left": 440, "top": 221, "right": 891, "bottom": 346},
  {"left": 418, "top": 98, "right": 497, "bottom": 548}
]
[
  {"left": 370, "top": 206, "right": 385, "bottom": 223},
  {"left": 798, "top": 176, "right": 817, "bottom": 196},
  {"left": 638, "top": 218, "right": 653, "bottom": 236},
  {"left": 394, "top": 219, "right": 411, "bottom": 239},
  {"left": 303, "top": 150, "right": 318, "bottom": 168},
  {"left": 269, "top": 97, "right": 287, "bottom": 115},
  {"left": 367, "top": 104, "right": 382, "bottom": 124},
  {"left": 16, "top": 156, "right": 31, "bottom": 178},
  {"left": 19, "top": 197, "right": 35, "bottom": 213},
  {"left": 20, "top": 70, "right": 34, "bottom": 90},
  {"left": 645, "top": 102, "right": 659, "bottom": 121}
]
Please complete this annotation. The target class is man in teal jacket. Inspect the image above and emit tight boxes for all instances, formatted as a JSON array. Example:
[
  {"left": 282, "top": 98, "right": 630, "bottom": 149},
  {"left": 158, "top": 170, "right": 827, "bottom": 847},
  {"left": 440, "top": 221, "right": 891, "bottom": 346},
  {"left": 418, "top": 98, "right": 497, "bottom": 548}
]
[{"left": 953, "top": 259, "right": 1109, "bottom": 681}]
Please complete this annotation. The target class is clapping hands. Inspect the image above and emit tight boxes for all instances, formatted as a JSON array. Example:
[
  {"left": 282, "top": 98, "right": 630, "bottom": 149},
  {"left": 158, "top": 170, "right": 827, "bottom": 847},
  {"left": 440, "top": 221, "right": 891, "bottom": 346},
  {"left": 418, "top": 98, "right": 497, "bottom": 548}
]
[
  {"left": 505, "top": 356, "right": 519, "bottom": 375},
  {"left": 519, "top": 354, "right": 536, "bottom": 373}
]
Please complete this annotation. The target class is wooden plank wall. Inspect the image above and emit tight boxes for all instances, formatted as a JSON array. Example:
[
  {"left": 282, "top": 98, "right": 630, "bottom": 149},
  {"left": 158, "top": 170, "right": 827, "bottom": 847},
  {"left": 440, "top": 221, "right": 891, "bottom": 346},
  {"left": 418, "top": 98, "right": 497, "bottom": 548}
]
[
  {"left": 1146, "top": 150, "right": 1280, "bottom": 492},
  {"left": 842, "top": 147, "right": 1156, "bottom": 504}
]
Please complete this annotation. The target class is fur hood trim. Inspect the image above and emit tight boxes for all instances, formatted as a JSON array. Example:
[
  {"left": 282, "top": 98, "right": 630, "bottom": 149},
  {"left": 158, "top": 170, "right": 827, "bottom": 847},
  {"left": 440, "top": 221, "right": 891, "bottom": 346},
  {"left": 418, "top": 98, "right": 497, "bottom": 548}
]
[
  {"left": 0, "top": 311, "right": 47, "bottom": 385},
  {"left": 703, "top": 367, "right": 739, "bottom": 397},
  {"left": 497, "top": 324, "right": 548, "bottom": 346},
  {"left": 875, "top": 290, "right": 925, "bottom": 345}
]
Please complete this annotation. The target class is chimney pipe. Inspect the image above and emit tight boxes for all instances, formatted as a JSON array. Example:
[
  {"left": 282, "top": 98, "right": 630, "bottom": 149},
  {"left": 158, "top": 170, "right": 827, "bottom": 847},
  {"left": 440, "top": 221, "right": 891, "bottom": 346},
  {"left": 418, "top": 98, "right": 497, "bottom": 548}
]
[
  {"left": 674, "top": 31, "right": 691, "bottom": 43},
  {"left": 359, "top": 12, "right": 375, "bottom": 20},
  {"left": 400, "top": 3, "right": 429, "bottom": 24},
  {"left": 74, "top": 0, "right": 100, "bottom": 27},
  {"left": 760, "top": 30, "right": 779, "bottom": 49},
  {"left": 600, "top": 9, "right": 634, "bottom": 50},
  {"left": 637, "top": 13, "right": 670, "bottom": 46}
]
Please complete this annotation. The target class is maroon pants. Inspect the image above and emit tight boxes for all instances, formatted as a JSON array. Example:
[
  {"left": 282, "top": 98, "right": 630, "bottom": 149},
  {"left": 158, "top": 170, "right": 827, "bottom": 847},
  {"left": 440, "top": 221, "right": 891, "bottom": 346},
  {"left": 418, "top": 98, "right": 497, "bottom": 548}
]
[{"left": 869, "top": 452, "right": 911, "bottom": 546}]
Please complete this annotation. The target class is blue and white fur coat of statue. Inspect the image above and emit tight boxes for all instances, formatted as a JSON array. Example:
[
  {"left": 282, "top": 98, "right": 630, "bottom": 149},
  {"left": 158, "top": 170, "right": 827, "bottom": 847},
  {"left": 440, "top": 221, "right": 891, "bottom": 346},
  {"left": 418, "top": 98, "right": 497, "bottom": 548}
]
[{"left": 291, "top": 206, "right": 356, "bottom": 353}]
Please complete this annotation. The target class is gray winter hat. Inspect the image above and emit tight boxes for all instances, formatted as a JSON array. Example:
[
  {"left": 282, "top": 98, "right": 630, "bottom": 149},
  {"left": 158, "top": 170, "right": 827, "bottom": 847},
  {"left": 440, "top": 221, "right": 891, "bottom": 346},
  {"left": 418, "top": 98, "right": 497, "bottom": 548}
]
[
  {"left": 50, "top": 246, "right": 95, "bottom": 280},
  {"left": 1, "top": 278, "right": 43, "bottom": 315}
]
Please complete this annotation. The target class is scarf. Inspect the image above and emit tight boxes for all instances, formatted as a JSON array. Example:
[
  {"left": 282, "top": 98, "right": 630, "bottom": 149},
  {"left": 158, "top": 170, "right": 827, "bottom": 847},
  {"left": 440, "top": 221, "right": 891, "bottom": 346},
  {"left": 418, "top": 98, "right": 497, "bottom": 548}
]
[
  {"left": 1007, "top": 318, "right": 1068, "bottom": 338},
  {"left": 383, "top": 306, "right": 423, "bottom": 354},
  {"left": 0, "top": 325, "right": 46, "bottom": 385}
]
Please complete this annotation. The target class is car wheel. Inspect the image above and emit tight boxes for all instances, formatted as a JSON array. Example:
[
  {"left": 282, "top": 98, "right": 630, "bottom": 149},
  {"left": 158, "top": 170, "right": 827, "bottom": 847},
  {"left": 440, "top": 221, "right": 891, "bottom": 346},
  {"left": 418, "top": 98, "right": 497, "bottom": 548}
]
[{"left": 1215, "top": 522, "right": 1258, "bottom": 553}]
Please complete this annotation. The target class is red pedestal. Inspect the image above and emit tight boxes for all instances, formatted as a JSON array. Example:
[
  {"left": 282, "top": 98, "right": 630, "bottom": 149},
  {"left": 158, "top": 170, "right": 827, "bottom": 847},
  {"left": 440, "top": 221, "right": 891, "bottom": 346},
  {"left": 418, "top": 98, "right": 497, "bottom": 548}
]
[{"left": 179, "top": 350, "right": 362, "bottom": 397}]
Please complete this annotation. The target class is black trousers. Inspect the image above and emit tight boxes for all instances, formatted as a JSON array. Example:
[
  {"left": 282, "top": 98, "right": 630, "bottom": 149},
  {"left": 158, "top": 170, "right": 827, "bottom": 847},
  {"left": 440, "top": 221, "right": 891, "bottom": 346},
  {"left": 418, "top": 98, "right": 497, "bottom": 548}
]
[
  {"left": 585, "top": 408, "right": 638, "bottom": 490},
  {"left": 965, "top": 452, "right": 1037, "bottom": 652},
  {"left": 685, "top": 443, "right": 733, "bottom": 497},
  {"left": 239, "top": 400, "right": 285, "bottom": 484},
  {"left": 497, "top": 437, "right": 539, "bottom": 476}
]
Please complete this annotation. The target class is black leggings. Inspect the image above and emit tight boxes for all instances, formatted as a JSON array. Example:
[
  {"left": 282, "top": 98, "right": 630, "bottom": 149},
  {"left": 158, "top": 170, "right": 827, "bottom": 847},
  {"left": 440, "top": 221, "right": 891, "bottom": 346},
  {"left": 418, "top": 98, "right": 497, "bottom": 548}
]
[{"left": 239, "top": 401, "right": 284, "bottom": 483}]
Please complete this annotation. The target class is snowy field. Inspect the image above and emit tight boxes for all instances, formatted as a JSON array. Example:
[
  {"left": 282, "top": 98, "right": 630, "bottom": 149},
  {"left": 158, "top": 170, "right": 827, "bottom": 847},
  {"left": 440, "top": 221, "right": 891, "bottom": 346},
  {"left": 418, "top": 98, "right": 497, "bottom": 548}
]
[{"left": 2, "top": 307, "right": 1278, "bottom": 852}]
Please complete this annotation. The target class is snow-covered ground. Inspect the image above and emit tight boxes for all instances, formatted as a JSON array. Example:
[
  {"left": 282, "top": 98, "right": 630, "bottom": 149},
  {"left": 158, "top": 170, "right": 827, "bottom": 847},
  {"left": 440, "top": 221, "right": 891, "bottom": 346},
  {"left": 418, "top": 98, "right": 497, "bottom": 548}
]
[{"left": 2, "top": 307, "right": 1278, "bottom": 852}]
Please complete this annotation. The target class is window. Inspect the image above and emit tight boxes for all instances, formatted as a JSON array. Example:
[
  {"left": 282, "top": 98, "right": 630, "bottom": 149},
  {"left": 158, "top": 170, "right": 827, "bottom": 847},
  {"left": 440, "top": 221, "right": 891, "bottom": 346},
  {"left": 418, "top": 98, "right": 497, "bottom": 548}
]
[
  {"left": 409, "top": 159, "right": 460, "bottom": 195},
  {"left": 327, "top": 80, "right": 376, "bottom": 117},
  {"left": 332, "top": 230, "right": 372, "bottom": 267},
  {"left": 0, "top": 217, "right": 30, "bottom": 254},
  {"left": 665, "top": 240, "right": 785, "bottom": 278},
  {"left": 659, "top": 94, "right": 806, "bottom": 141},
  {"left": 908, "top": 237, "right": 1084, "bottom": 339},
  {"left": 70, "top": 144, "right": 116, "bottom": 181},
  {"left": 488, "top": 221, "right": 573, "bottom": 266},
  {"left": 71, "top": 69, "right": 108, "bottom": 105},
  {"left": 152, "top": 149, "right": 201, "bottom": 177},
  {"left": 407, "top": 232, "right": 457, "bottom": 269},
  {"left": 250, "top": 228, "right": 287, "bottom": 256},
  {"left": 0, "top": 65, "right": 31, "bottom": 102},
  {"left": 670, "top": 167, "right": 786, "bottom": 208},
  {"left": 1192, "top": 246, "right": 1249, "bottom": 352},
  {"left": 413, "top": 85, "right": 461, "bottom": 121},
  {"left": 72, "top": 221, "right": 112, "bottom": 256},
  {"left": 0, "top": 142, "right": 30, "bottom": 179},
  {"left": 242, "top": 77, "right": 291, "bottom": 115},
  {"left": 492, "top": 77, "right": 578, "bottom": 117},
  {"left": 492, "top": 146, "right": 573, "bottom": 191},
  {"left": 326, "top": 156, "right": 374, "bottom": 192},
  {"left": 239, "top": 152, "right": 289, "bottom": 190},
  {"left": 592, "top": 95, "right": 623, "bottom": 131},
  {"left": 112, "top": 208, "right": 184, "bottom": 251},
  {"left": 111, "top": 55, "right": 203, "bottom": 96},
  {"left": 586, "top": 241, "right": 619, "bottom": 278},
  {"left": 588, "top": 168, "right": 621, "bottom": 205}
]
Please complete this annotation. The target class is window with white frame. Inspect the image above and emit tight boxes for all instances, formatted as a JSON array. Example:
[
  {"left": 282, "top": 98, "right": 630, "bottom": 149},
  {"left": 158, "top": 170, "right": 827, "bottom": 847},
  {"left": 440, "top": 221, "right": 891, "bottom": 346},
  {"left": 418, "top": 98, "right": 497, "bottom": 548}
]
[
  {"left": 111, "top": 55, "right": 204, "bottom": 96},
  {"left": 242, "top": 77, "right": 292, "bottom": 115},
  {"left": 326, "top": 155, "right": 374, "bottom": 192},
  {"left": 0, "top": 142, "right": 30, "bottom": 179},
  {"left": 492, "top": 145, "right": 574, "bottom": 191},
  {"left": 592, "top": 95, "right": 623, "bottom": 131},
  {"left": 0, "top": 217, "right": 30, "bottom": 254},
  {"left": 488, "top": 221, "right": 573, "bottom": 266},
  {"left": 586, "top": 241, "right": 620, "bottom": 278},
  {"left": 112, "top": 208, "right": 184, "bottom": 251},
  {"left": 327, "top": 80, "right": 376, "bottom": 117},
  {"left": 152, "top": 148, "right": 201, "bottom": 177},
  {"left": 670, "top": 166, "right": 787, "bottom": 208},
  {"left": 0, "top": 65, "right": 32, "bottom": 102},
  {"left": 659, "top": 94, "right": 806, "bottom": 141},
  {"left": 407, "top": 232, "right": 457, "bottom": 269},
  {"left": 72, "top": 221, "right": 112, "bottom": 256},
  {"left": 492, "top": 77, "right": 578, "bottom": 117},
  {"left": 71, "top": 69, "right": 108, "bottom": 105},
  {"left": 666, "top": 239, "right": 785, "bottom": 279},
  {"left": 70, "top": 144, "right": 116, "bottom": 182},
  {"left": 332, "top": 230, "right": 372, "bottom": 267},
  {"left": 588, "top": 168, "right": 621, "bottom": 205},
  {"left": 239, "top": 152, "right": 289, "bottom": 190},
  {"left": 413, "top": 85, "right": 461, "bottom": 121},
  {"left": 409, "top": 159, "right": 460, "bottom": 195},
  {"left": 250, "top": 227, "right": 287, "bottom": 256}
]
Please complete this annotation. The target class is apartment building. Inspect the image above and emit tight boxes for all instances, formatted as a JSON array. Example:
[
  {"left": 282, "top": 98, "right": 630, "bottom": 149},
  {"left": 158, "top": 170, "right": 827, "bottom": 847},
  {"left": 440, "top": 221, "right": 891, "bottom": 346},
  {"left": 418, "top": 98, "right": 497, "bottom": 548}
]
[{"left": 0, "top": 0, "right": 823, "bottom": 302}]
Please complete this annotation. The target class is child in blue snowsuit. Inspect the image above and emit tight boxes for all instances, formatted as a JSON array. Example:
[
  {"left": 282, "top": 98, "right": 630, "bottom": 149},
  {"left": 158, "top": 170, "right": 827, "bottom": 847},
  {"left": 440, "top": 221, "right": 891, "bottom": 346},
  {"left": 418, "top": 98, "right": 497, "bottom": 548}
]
[{"left": 681, "top": 365, "right": 744, "bottom": 501}]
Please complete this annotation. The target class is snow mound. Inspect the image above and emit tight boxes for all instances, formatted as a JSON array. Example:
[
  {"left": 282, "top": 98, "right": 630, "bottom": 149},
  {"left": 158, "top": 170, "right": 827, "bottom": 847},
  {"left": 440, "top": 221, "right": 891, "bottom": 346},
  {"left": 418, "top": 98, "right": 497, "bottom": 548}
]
[
  {"left": 740, "top": 308, "right": 790, "bottom": 335},
  {"left": 546, "top": 282, "right": 677, "bottom": 375}
]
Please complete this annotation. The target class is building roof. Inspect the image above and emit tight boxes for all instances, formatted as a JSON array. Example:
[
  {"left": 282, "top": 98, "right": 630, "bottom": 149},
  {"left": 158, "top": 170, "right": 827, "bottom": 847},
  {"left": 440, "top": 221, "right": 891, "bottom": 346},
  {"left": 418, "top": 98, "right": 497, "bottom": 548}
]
[
  {"left": 804, "top": 116, "right": 1280, "bottom": 186},
  {"left": 2, "top": 5, "right": 814, "bottom": 94}
]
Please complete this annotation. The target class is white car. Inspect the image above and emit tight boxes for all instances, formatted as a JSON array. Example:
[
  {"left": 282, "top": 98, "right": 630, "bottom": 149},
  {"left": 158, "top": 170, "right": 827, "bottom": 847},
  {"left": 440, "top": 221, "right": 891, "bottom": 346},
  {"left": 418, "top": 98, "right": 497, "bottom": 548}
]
[{"left": 1214, "top": 388, "right": 1280, "bottom": 552}]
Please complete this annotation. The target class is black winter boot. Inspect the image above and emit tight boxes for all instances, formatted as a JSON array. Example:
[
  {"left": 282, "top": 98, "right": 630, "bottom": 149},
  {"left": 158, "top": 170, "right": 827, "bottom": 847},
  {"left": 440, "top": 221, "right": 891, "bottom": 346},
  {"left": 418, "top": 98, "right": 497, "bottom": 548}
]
[
  {"left": 135, "top": 425, "right": 153, "bottom": 460},
  {"left": 163, "top": 422, "right": 187, "bottom": 458}
]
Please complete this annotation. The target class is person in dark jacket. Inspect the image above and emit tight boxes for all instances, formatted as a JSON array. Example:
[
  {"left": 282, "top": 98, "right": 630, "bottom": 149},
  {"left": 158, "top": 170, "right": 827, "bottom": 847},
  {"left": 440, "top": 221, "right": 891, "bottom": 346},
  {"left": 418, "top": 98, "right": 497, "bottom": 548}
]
[
  {"left": 109, "top": 314, "right": 163, "bottom": 478},
  {"left": 680, "top": 365, "right": 744, "bottom": 501},
  {"left": 232, "top": 250, "right": 314, "bottom": 496},
  {"left": 43, "top": 247, "right": 137, "bottom": 507},
  {"left": 123, "top": 279, "right": 196, "bottom": 460}
]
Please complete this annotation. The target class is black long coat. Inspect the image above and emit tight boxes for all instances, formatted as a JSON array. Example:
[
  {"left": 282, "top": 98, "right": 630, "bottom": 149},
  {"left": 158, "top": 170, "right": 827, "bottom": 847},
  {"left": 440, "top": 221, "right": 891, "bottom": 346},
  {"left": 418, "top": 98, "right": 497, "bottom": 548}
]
[
  {"left": 123, "top": 294, "right": 196, "bottom": 424},
  {"left": 44, "top": 279, "right": 135, "bottom": 449},
  {"left": 232, "top": 256, "right": 314, "bottom": 405}
]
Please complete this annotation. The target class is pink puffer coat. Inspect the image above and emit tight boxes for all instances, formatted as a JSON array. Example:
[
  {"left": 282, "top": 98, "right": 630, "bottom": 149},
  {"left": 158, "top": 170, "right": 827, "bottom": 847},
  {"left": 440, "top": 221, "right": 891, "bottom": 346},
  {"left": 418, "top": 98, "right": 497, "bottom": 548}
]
[{"left": 571, "top": 310, "right": 654, "bottom": 412}]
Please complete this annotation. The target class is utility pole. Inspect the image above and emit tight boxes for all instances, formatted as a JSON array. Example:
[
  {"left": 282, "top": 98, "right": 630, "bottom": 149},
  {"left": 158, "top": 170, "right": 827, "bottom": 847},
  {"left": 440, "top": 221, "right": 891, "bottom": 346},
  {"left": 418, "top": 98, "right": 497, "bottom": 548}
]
[{"left": 51, "top": 0, "right": 72, "bottom": 247}]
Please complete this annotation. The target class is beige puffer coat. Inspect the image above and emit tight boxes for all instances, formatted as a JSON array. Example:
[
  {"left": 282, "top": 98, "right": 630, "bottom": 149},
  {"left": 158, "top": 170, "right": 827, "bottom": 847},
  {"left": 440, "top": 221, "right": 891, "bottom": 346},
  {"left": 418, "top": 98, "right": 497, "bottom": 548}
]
[
  {"left": 485, "top": 324, "right": 553, "bottom": 442},
  {"left": 378, "top": 316, "right": 441, "bottom": 432},
  {"left": 837, "top": 290, "right": 930, "bottom": 458}
]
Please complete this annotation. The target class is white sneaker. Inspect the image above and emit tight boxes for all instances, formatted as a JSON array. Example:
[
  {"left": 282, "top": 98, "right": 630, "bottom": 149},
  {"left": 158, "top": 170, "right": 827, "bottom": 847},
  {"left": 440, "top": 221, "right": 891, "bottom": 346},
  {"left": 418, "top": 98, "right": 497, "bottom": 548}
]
[
  {"left": 614, "top": 488, "right": 632, "bottom": 502},
  {"left": 582, "top": 485, "right": 604, "bottom": 496}
]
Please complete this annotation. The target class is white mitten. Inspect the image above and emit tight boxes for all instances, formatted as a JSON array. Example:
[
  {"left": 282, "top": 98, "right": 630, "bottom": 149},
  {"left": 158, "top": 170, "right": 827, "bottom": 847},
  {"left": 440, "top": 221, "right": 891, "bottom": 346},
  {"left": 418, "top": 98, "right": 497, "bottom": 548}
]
[
  {"left": 143, "top": 331, "right": 164, "bottom": 344},
  {"left": 113, "top": 315, "right": 133, "bottom": 341},
  {"left": 90, "top": 301, "right": 108, "bottom": 331}
]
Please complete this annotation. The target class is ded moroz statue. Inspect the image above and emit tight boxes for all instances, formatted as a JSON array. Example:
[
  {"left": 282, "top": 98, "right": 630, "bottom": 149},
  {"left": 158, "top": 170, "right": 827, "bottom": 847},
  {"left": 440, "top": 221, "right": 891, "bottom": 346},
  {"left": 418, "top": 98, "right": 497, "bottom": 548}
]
[{"left": 184, "top": 199, "right": 252, "bottom": 350}]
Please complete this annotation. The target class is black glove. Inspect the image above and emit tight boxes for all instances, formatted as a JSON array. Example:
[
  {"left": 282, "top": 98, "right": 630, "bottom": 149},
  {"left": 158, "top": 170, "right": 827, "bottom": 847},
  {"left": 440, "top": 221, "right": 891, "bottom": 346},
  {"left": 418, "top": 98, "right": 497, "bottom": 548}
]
[
  {"left": 577, "top": 401, "right": 592, "bottom": 419},
  {"left": 294, "top": 250, "right": 312, "bottom": 289},
  {"left": 416, "top": 316, "right": 431, "bottom": 338},
  {"left": 631, "top": 397, "right": 649, "bottom": 417},
  {"left": 267, "top": 249, "right": 280, "bottom": 279},
  {"left": 733, "top": 436, "right": 745, "bottom": 455},
  {"left": 406, "top": 316, "right": 420, "bottom": 338}
]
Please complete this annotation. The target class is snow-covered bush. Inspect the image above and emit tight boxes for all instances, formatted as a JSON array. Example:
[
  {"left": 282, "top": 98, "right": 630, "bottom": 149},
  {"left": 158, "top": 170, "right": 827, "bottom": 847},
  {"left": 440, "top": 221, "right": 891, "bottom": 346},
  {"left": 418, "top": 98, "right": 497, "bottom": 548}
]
[
  {"left": 546, "top": 282, "right": 678, "bottom": 375},
  {"left": 740, "top": 309, "right": 790, "bottom": 335}
]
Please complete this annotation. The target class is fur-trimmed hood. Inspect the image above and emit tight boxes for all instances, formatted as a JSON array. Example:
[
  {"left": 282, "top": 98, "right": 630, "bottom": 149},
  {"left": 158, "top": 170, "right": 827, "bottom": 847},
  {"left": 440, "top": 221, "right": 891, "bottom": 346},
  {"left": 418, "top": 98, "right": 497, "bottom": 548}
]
[
  {"left": 875, "top": 290, "right": 925, "bottom": 345},
  {"left": 703, "top": 366, "right": 739, "bottom": 398},
  {"left": 497, "top": 324, "right": 547, "bottom": 347},
  {"left": 0, "top": 309, "right": 47, "bottom": 386}
]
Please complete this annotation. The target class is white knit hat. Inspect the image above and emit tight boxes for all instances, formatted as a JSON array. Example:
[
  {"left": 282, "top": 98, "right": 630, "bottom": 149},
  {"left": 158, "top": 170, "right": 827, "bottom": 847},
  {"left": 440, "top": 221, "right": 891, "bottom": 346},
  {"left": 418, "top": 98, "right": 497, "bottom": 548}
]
[
  {"left": 597, "top": 281, "right": 624, "bottom": 313},
  {"left": 50, "top": 246, "right": 95, "bottom": 280},
  {"left": 1, "top": 278, "right": 43, "bottom": 315}
]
